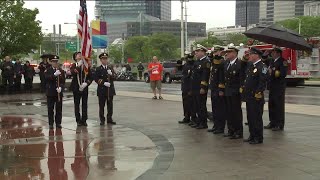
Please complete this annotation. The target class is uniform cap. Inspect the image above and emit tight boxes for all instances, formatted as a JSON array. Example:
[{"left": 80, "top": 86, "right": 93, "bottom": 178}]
[
  {"left": 225, "top": 44, "right": 239, "bottom": 52},
  {"left": 195, "top": 44, "right": 208, "bottom": 52},
  {"left": 249, "top": 47, "right": 263, "bottom": 56},
  {"left": 73, "top": 52, "right": 81, "bottom": 61},
  {"left": 99, "top": 53, "right": 109, "bottom": 59},
  {"left": 49, "top": 55, "right": 59, "bottom": 61},
  {"left": 272, "top": 46, "right": 282, "bottom": 53},
  {"left": 184, "top": 50, "right": 191, "bottom": 55},
  {"left": 212, "top": 45, "right": 225, "bottom": 52}
]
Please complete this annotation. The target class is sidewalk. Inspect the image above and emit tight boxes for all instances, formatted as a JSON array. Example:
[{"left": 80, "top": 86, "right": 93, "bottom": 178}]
[{"left": 1, "top": 92, "right": 320, "bottom": 179}]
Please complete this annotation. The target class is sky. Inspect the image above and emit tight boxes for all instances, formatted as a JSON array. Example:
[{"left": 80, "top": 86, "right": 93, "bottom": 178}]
[{"left": 24, "top": 1, "right": 235, "bottom": 36}]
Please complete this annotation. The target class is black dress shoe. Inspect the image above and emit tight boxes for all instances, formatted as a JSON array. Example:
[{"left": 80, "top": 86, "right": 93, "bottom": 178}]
[
  {"left": 272, "top": 127, "right": 282, "bottom": 131},
  {"left": 207, "top": 128, "right": 216, "bottom": 132},
  {"left": 82, "top": 122, "right": 88, "bottom": 127},
  {"left": 243, "top": 137, "right": 253, "bottom": 142},
  {"left": 213, "top": 129, "right": 224, "bottom": 134},
  {"left": 56, "top": 124, "right": 62, "bottom": 129},
  {"left": 49, "top": 125, "right": 54, "bottom": 129},
  {"left": 100, "top": 122, "right": 105, "bottom": 126},
  {"left": 229, "top": 134, "right": 243, "bottom": 139},
  {"left": 264, "top": 124, "right": 274, "bottom": 129},
  {"left": 77, "top": 122, "right": 83, "bottom": 126},
  {"left": 224, "top": 132, "right": 233, "bottom": 137},
  {"left": 249, "top": 139, "right": 263, "bottom": 144},
  {"left": 191, "top": 123, "right": 199, "bottom": 128},
  {"left": 196, "top": 125, "right": 208, "bottom": 129},
  {"left": 179, "top": 118, "right": 190, "bottom": 124},
  {"left": 107, "top": 121, "right": 116, "bottom": 125}
]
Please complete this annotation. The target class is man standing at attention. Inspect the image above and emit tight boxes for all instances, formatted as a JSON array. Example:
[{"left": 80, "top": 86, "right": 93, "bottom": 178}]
[{"left": 148, "top": 56, "right": 163, "bottom": 99}]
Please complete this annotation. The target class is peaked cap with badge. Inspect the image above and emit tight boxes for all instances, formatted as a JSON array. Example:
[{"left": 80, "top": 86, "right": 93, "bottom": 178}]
[
  {"left": 195, "top": 44, "right": 208, "bottom": 52},
  {"left": 49, "top": 55, "right": 59, "bottom": 62},
  {"left": 99, "top": 53, "right": 109, "bottom": 59}
]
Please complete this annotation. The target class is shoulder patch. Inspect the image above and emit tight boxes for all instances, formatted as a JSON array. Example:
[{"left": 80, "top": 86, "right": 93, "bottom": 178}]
[
  {"left": 206, "top": 62, "right": 211, "bottom": 69},
  {"left": 262, "top": 67, "right": 268, "bottom": 74},
  {"left": 283, "top": 61, "right": 288, "bottom": 67}
]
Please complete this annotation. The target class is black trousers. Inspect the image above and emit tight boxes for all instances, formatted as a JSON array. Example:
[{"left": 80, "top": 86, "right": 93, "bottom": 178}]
[
  {"left": 225, "top": 95, "right": 243, "bottom": 135},
  {"left": 40, "top": 74, "right": 46, "bottom": 92},
  {"left": 24, "top": 78, "right": 33, "bottom": 91},
  {"left": 47, "top": 96, "right": 63, "bottom": 125},
  {"left": 14, "top": 76, "right": 22, "bottom": 91},
  {"left": 212, "top": 95, "right": 226, "bottom": 131},
  {"left": 138, "top": 71, "right": 143, "bottom": 79},
  {"left": 246, "top": 98, "right": 264, "bottom": 140},
  {"left": 193, "top": 93, "right": 208, "bottom": 126},
  {"left": 98, "top": 95, "right": 113, "bottom": 122},
  {"left": 182, "top": 92, "right": 192, "bottom": 120},
  {"left": 268, "top": 91, "right": 285, "bottom": 128},
  {"left": 73, "top": 90, "right": 89, "bottom": 123},
  {"left": 2, "top": 75, "right": 14, "bottom": 92}
]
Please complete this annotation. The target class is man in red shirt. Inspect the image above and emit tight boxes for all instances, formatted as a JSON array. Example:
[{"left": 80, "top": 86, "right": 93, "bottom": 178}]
[{"left": 148, "top": 56, "right": 163, "bottom": 99}]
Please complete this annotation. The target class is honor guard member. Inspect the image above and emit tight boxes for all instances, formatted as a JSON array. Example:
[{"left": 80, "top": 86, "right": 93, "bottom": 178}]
[
  {"left": 95, "top": 53, "right": 117, "bottom": 125},
  {"left": 39, "top": 55, "right": 51, "bottom": 92},
  {"left": 179, "top": 51, "right": 195, "bottom": 124},
  {"left": 224, "top": 45, "right": 245, "bottom": 139},
  {"left": 265, "top": 47, "right": 288, "bottom": 131},
  {"left": 207, "top": 45, "right": 227, "bottom": 134},
  {"left": 45, "top": 55, "right": 65, "bottom": 129},
  {"left": 190, "top": 44, "right": 211, "bottom": 129},
  {"left": 70, "top": 52, "right": 92, "bottom": 127},
  {"left": 242, "top": 47, "right": 268, "bottom": 144}
]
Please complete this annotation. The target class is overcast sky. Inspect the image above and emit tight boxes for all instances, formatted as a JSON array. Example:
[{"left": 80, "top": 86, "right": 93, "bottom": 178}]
[{"left": 24, "top": 1, "right": 235, "bottom": 36}]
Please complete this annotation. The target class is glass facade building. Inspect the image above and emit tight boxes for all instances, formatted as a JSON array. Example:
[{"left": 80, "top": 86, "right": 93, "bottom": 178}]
[{"left": 235, "top": 0, "right": 260, "bottom": 27}]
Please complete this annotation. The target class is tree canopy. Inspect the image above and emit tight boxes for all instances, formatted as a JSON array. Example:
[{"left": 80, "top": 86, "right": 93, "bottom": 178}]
[
  {"left": 276, "top": 16, "right": 320, "bottom": 37},
  {"left": 0, "top": 1, "right": 43, "bottom": 58}
]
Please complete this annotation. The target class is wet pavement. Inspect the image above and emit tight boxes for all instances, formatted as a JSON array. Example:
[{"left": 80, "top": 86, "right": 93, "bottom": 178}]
[{"left": 1, "top": 90, "right": 320, "bottom": 179}]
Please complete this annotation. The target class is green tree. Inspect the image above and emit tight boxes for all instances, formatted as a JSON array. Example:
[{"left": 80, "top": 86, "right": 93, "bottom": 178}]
[
  {"left": 194, "top": 33, "right": 224, "bottom": 49},
  {"left": 225, "top": 33, "right": 249, "bottom": 46},
  {"left": 147, "top": 33, "right": 180, "bottom": 60},
  {"left": 108, "top": 45, "right": 123, "bottom": 63},
  {"left": 0, "top": 1, "right": 43, "bottom": 58},
  {"left": 124, "top": 36, "right": 151, "bottom": 63},
  {"left": 276, "top": 16, "right": 320, "bottom": 37}
]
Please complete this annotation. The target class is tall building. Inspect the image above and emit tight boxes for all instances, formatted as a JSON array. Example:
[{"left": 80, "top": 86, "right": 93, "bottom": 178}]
[
  {"left": 235, "top": 0, "right": 260, "bottom": 26},
  {"left": 95, "top": 0, "right": 171, "bottom": 24},
  {"left": 259, "top": 0, "right": 305, "bottom": 25},
  {"left": 304, "top": 1, "right": 320, "bottom": 16}
]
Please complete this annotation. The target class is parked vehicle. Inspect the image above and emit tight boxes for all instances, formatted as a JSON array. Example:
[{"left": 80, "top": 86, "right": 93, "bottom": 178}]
[
  {"left": 116, "top": 67, "right": 135, "bottom": 81},
  {"left": 144, "top": 61, "right": 183, "bottom": 83},
  {"left": 30, "top": 64, "right": 40, "bottom": 75},
  {"left": 61, "top": 62, "right": 73, "bottom": 79}
]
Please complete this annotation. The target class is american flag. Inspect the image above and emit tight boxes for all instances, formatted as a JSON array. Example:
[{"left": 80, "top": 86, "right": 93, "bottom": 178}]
[{"left": 78, "top": 0, "right": 92, "bottom": 74}]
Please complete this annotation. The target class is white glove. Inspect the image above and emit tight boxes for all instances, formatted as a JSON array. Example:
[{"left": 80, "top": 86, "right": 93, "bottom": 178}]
[
  {"left": 81, "top": 82, "right": 88, "bottom": 88},
  {"left": 54, "top": 70, "right": 61, "bottom": 76},
  {"left": 104, "top": 82, "right": 111, "bottom": 87},
  {"left": 56, "top": 87, "right": 62, "bottom": 93},
  {"left": 77, "top": 60, "right": 83, "bottom": 67},
  {"left": 107, "top": 69, "right": 112, "bottom": 75}
]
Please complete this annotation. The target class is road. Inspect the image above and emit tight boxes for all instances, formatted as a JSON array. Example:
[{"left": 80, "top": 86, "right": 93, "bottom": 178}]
[{"left": 31, "top": 75, "right": 320, "bottom": 106}]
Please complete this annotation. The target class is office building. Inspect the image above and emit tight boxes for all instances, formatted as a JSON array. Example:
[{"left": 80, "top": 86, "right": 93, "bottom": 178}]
[
  {"left": 94, "top": 0, "right": 171, "bottom": 24},
  {"left": 235, "top": 0, "right": 260, "bottom": 27},
  {"left": 304, "top": 1, "right": 320, "bottom": 16},
  {"left": 207, "top": 24, "right": 257, "bottom": 42},
  {"left": 259, "top": 1, "right": 305, "bottom": 25}
]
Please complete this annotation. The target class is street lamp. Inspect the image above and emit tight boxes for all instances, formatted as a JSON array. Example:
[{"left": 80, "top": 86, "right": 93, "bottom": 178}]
[
  {"left": 291, "top": 17, "right": 301, "bottom": 34},
  {"left": 64, "top": 22, "right": 80, "bottom": 52}
]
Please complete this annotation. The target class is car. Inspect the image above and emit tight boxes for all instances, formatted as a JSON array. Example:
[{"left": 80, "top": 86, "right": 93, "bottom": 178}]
[
  {"left": 61, "top": 62, "right": 73, "bottom": 79},
  {"left": 30, "top": 64, "right": 40, "bottom": 74},
  {"left": 144, "top": 61, "right": 183, "bottom": 83}
]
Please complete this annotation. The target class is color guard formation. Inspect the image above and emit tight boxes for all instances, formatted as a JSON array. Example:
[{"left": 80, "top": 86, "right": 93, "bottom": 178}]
[{"left": 179, "top": 44, "right": 288, "bottom": 144}]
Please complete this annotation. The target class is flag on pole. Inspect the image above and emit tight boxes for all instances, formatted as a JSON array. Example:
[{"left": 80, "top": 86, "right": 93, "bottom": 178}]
[{"left": 78, "top": 0, "right": 92, "bottom": 74}]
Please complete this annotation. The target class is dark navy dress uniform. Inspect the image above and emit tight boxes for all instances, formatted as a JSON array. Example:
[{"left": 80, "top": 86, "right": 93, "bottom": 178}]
[
  {"left": 190, "top": 45, "right": 211, "bottom": 129},
  {"left": 70, "top": 52, "right": 92, "bottom": 126},
  {"left": 208, "top": 54, "right": 226, "bottom": 134},
  {"left": 243, "top": 48, "right": 268, "bottom": 144},
  {"left": 1, "top": 60, "right": 14, "bottom": 93},
  {"left": 224, "top": 48, "right": 245, "bottom": 139},
  {"left": 45, "top": 55, "right": 65, "bottom": 129},
  {"left": 267, "top": 48, "right": 288, "bottom": 130},
  {"left": 39, "top": 59, "right": 51, "bottom": 92},
  {"left": 95, "top": 53, "right": 117, "bottom": 125},
  {"left": 179, "top": 54, "right": 194, "bottom": 124}
]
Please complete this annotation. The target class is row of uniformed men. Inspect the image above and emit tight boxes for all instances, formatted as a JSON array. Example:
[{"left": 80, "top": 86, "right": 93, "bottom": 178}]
[
  {"left": 179, "top": 44, "right": 287, "bottom": 144},
  {"left": 44, "top": 52, "right": 117, "bottom": 129}
]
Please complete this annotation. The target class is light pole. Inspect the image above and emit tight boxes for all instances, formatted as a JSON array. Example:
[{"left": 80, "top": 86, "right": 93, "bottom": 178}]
[
  {"left": 64, "top": 22, "right": 80, "bottom": 52},
  {"left": 184, "top": 0, "right": 188, "bottom": 51},
  {"left": 292, "top": 17, "right": 301, "bottom": 34},
  {"left": 180, "top": 0, "right": 184, "bottom": 58}
]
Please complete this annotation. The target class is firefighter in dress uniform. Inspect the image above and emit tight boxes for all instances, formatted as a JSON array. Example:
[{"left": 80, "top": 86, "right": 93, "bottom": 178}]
[
  {"left": 242, "top": 47, "right": 268, "bottom": 144},
  {"left": 95, "top": 53, "right": 117, "bottom": 125},
  {"left": 70, "top": 52, "right": 93, "bottom": 127},
  {"left": 39, "top": 56, "right": 51, "bottom": 92},
  {"left": 265, "top": 47, "right": 288, "bottom": 131},
  {"left": 207, "top": 45, "right": 227, "bottom": 134},
  {"left": 45, "top": 55, "right": 65, "bottom": 129},
  {"left": 190, "top": 44, "right": 211, "bottom": 129},
  {"left": 1, "top": 56, "right": 14, "bottom": 94},
  {"left": 224, "top": 45, "right": 245, "bottom": 139},
  {"left": 179, "top": 51, "right": 195, "bottom": 124}
]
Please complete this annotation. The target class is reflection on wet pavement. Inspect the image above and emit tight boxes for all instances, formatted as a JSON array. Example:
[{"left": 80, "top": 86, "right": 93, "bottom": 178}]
[{"left": 0, "top": 115, "right": 157, "bottom": 180}]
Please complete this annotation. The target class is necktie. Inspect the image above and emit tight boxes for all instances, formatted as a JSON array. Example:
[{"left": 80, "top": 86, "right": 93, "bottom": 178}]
[{"left": 227, "top": 63, "right": 231, "bottom": 70}]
